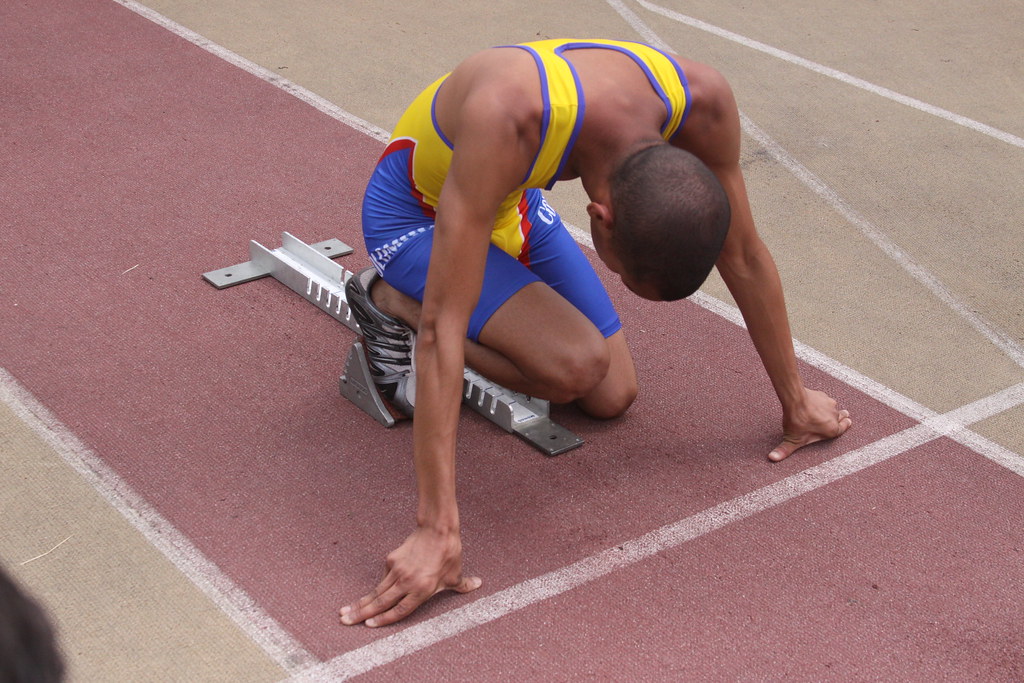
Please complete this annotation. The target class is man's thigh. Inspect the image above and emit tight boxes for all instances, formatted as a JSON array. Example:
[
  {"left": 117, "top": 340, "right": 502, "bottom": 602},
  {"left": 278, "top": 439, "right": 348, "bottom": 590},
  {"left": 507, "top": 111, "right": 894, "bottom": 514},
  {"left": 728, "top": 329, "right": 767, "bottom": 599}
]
[
  {"left": 478, "top": 283, "right": 637, "bottom": 416},
  {"left": 522, "top": 193, "right": 622, "bottom": 338},
  {"left": 378, "top": 227, "right": 542, "bottom": 342},
  {"left": 378, "top": 192, "right": 621, "bottom": 344}
]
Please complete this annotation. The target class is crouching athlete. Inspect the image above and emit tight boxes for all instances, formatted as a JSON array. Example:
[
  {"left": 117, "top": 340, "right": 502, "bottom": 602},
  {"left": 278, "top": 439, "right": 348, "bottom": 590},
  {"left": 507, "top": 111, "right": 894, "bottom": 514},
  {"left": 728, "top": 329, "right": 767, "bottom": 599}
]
[{"left": 339, "top": 39, "right": 852, "bottom": 628}]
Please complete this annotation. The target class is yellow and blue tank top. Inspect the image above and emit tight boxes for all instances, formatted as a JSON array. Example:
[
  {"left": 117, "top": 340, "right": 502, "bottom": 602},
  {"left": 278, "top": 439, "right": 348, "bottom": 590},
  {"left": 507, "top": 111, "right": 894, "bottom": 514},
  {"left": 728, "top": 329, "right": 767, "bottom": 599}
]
[{"left": 361, "top": 39, "right": 692, "bottom": 262}]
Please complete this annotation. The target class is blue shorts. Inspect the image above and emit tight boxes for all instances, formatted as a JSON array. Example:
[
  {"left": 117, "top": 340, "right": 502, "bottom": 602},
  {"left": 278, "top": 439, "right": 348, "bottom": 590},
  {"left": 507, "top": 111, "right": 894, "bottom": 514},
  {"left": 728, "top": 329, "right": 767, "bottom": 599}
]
[{"left": 362, "top": 189, "right": 621, "bottom": 342}]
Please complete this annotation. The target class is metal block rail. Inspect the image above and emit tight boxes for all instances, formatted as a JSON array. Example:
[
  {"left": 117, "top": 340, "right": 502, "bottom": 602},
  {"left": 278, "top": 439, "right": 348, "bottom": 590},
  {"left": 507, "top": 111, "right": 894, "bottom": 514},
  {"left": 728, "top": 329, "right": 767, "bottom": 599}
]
[{"left": 202, "top": 232, "right": 583, "bottom": 456}]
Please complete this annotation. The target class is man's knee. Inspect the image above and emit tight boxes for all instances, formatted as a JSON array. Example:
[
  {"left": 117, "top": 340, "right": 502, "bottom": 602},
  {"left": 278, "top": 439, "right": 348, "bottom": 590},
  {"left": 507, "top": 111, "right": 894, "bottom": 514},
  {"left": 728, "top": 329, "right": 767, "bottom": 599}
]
[
  {"left": 572, "top": 329, "right": 637, "bottom": 419},
  {"left": 539, "top": 338, "right": 611, "bottom": 404},
  {"left": 578, "top": 374, "right": 637, "bottom": 419}
]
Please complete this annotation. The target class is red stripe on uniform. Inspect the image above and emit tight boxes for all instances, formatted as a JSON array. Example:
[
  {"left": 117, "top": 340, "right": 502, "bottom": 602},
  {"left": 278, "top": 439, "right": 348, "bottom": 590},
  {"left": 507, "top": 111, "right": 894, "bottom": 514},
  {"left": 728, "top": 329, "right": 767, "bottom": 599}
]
[
  {"left": 378, "top": 137, "right": 415, "bottom": 161},
  {"left": 517, "top": 193, "right": 533, "bottom": 267},
  {"left": 380, "top": 138, "right": 435, "bottom": 218}
]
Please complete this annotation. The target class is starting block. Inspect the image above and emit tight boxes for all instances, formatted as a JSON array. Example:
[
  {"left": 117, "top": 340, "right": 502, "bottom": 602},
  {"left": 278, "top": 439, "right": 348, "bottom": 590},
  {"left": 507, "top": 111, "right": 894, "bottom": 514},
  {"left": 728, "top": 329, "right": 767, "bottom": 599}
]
[{"left": 202, "top": 232, "right": 584, "bottom": 456}]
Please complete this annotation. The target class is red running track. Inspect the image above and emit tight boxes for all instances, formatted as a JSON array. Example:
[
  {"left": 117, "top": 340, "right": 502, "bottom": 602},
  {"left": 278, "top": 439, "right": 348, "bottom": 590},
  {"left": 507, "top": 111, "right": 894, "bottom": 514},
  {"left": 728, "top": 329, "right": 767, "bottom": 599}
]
[{"left": 2, "top": 0, "right": 1022, "bottom": 678}]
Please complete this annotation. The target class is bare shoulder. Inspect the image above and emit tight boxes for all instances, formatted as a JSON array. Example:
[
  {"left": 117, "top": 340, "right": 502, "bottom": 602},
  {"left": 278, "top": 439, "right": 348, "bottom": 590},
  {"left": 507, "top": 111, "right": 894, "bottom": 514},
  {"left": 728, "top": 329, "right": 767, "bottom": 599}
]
[
  {"left": 435, "top": 48, "right": 544, "bottom": 207},
  {"left": 675, "top": 58, "right": 733, "bottom": 111},
  {"left": 439, "top": 47, "right": 543, "bottom": 134},
  {"left": 670, "top": 56, "right": 741, "bottom": 167}
]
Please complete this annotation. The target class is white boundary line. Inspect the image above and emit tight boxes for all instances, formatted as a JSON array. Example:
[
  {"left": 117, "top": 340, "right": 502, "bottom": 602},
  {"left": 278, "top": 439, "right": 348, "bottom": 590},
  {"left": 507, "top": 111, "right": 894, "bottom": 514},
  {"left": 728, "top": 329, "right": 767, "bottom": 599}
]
[
  {"left": 606, "top": 0, "right": 1024, "bottom": 369},
  {"left": 738, "top": 113, "right": 1024, "bottom": 368},
  {"left": 694, "top": 292, "right": 1024, "bottom": 476},
  {"left": 290, "top": 384, "right": 1024, "bottom": 681},
  {"left": 108, "top": 0, "right": 391, "bottom": 144},
  {"left": 633, "top": 0, "right": 1024, "bottom": 150},
  {"left": 0, "top": 369, "right": 317, "bottom": 675}
]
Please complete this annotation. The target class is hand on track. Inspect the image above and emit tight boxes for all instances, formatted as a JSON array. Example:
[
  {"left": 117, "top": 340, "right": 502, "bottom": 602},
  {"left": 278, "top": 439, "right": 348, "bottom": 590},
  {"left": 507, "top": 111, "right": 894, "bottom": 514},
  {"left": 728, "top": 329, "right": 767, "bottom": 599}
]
[
  {"left": 340, "top": 526, "right": 482, "bottom": 628},
  {"left": 769, "top": 388, "right": 852, "bottom": 462}
]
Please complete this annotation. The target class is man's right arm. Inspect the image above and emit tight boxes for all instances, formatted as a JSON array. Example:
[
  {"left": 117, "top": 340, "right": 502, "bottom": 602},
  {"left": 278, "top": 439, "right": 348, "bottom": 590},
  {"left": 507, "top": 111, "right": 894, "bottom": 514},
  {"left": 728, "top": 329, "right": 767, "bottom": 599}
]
[{"left": 341, "top": 82, "right": 536, "bottom": 628}]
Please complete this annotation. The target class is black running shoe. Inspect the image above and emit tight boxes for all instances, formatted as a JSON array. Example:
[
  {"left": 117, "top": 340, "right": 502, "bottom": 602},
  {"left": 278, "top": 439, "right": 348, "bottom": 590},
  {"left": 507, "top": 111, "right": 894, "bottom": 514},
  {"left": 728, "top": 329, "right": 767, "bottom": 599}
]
[{"left": 345, "top": 267, "right": 416, "bottom": 417}]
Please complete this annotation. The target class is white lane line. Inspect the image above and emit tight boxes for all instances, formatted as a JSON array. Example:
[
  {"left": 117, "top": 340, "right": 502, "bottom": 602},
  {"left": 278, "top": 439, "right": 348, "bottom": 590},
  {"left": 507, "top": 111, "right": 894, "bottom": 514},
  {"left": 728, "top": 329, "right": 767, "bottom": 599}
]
[
  {"left": 0, "top": 369, "right": 317, "bottom": 675},
  {"left": 605, "top": 0, "right": 675, "bottom": 53},
  {"left": 929, "top": 382, "right": 1024, "bottom": 477},
  {"left": 739, "top": 113, "right": 1024, "bottom": 369},
  {"left": 632, "top": 0, "right": 1024, "bottom": 150},
  {"left": 289, "top": 384, "right": 1024, "bottom": 681},
  {"left": 110, "top": 0, "right": 390, "bottom": 144},
  {"left": 693, "top": 290, "right": 1024, "bottom": 476},
  {"left": 606, "top": 0, "right": 1024, "bottom": 370},
  {"left": 690, "top": 291, "right": 933, "bottom": 422}
]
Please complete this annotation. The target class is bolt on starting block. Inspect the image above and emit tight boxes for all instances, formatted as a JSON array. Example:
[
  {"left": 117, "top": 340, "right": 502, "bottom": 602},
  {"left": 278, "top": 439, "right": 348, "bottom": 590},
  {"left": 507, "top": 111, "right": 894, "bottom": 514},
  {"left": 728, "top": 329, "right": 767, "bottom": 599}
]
[{"left": 202, "top": 232, "right": 584, "bottom": 456}]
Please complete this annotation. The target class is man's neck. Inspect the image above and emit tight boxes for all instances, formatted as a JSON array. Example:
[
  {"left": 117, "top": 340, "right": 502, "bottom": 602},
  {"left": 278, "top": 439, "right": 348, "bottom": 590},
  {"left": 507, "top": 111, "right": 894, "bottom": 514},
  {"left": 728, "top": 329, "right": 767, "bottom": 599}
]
[{"left": 573, "top": 134, "right": 667, "bottom": 204}]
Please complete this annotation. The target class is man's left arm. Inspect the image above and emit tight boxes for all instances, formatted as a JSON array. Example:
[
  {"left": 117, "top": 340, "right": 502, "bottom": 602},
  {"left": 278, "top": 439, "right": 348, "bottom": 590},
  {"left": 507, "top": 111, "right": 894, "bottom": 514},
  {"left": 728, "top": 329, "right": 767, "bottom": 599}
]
[
  {"left": 676, "top": 60, "right": 852, "bottom": 460},
  {"left": 714, "top": 166, "right": 851, "bottom": 460}
]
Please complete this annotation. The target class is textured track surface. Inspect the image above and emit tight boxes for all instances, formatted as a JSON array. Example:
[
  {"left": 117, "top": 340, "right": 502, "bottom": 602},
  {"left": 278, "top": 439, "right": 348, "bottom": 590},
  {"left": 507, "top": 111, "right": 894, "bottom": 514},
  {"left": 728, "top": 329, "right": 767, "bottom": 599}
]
[{"left": 3, "top": 0, "right": 1022, "bottom": 680}]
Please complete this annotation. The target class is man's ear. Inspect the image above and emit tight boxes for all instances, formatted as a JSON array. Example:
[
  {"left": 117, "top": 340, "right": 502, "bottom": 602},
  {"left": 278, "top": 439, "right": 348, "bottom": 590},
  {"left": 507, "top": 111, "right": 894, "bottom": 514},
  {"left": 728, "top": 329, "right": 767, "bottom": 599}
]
[
  {"left": 586, "top": 201, "right": 613, "bottom": 239},
  {"left": 587, "top": 201, "right": 622, "bottom": 272}
]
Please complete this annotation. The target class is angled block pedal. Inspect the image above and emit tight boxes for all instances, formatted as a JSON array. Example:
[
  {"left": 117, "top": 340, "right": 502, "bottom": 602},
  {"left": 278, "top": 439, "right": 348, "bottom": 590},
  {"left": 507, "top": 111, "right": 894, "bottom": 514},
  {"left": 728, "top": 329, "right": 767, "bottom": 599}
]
[{"left": 339, "top": 342, "right": 396, "bottom": 428}]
